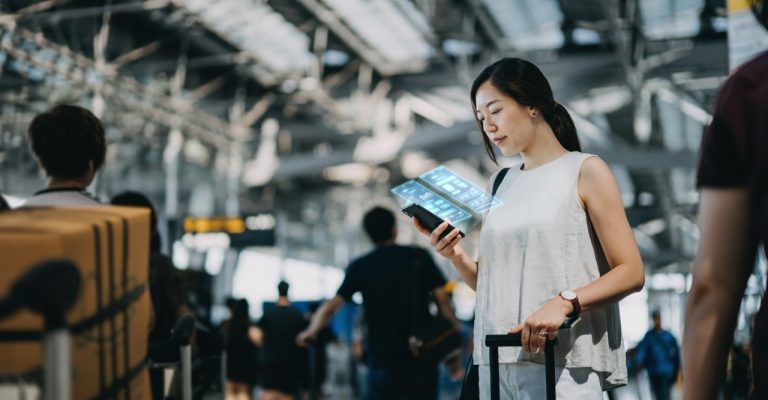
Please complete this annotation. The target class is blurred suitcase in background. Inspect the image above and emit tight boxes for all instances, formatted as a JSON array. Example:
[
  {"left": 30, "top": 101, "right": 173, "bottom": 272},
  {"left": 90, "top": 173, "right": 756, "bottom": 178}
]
[{"left": 0, "top": 206, "right": 152, "bottom": 399}]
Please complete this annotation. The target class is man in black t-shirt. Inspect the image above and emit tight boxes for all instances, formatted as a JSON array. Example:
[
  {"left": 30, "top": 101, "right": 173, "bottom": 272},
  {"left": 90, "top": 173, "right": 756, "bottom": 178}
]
[
  {"left": 683, "top": 13, "right": 768, "bottom": 398},
  {"left": 258, "top": 281, "right": 308, "bottom": 399},
  {"left": 297, "top": 206, "right": 458, "bottom": 400}
]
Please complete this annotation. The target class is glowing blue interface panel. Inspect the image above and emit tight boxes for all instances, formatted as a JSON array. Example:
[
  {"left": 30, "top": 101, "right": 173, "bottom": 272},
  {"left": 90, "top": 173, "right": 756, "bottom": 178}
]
[
  {"left": 390, "top": 181, "right": 472, "bottom": 223},
  {"left": 419, "top": 166, "right": 501, "bottom": 213}
]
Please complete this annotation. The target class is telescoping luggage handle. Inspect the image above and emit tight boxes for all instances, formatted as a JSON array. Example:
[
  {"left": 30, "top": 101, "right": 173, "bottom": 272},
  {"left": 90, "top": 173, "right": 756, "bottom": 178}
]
[{"left": 485, "top": 317, "right": 577, "bottom": 400}]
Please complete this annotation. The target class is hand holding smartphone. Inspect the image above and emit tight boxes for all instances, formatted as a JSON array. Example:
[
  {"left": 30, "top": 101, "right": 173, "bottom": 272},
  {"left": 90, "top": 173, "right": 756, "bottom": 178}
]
[{"left": 401, "top": 203, "right": 465, "bottom": 239}]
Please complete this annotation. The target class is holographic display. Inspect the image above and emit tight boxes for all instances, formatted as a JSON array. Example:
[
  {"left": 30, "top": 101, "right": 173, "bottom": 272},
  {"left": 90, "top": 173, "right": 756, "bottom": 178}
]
[{"left": 391, "top": 166, "right": 502, "bottom": 233}]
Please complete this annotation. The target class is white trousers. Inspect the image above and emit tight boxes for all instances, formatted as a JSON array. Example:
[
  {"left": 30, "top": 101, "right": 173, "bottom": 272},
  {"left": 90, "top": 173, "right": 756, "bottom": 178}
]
[{"left": 478, "top": 362, "right": 604, "bottom": 400}]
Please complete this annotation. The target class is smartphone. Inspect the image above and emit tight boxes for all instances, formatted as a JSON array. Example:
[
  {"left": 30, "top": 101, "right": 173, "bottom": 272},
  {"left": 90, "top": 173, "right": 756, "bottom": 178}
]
[{"left": 402, "top": 203, "right": 465, "bottom": 239}]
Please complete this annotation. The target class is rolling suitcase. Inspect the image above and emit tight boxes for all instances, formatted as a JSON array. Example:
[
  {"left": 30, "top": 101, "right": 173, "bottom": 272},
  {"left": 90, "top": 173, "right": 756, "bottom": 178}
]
[
  {"left": 484, "top": 333, "right": 557, "bottom": 400},
  {"left": 484, "top": 317, "right": 576, "bottom": 400}
]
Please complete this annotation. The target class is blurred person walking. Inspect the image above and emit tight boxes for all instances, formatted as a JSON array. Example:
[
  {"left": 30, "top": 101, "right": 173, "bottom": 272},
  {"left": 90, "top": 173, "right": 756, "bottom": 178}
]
[
  {"left": 220, "top": 298, "right": 260, "bottom": 400},
  {"left": 297, "top": 206, "right": 460, "bottom": 400},
  {"left": 635, "top": 311, "right": 680, "bottom": 400},
  {"left": 412, "top": 58, "right": 645, "bottom": 398},
  {"left": 24, "top": 104, "right": 106, "bottom": 207},
  {"left": 257, "top": 281, "right": 308, "bottom": 400},
  {"left": 683, "top": 3, "right": 768, "bottom": 398},
  {"left": 112, "top": 191, "right": 192, "bottom": 399}
]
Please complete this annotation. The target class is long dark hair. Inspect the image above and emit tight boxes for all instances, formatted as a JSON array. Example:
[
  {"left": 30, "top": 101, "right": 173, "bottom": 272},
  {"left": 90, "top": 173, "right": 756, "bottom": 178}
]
[
  {"left": 470, "top": 58, "right": 580, "bottom": 163},
  {"left": 229, "top": 298, "right": 251, "bottom": 333}
]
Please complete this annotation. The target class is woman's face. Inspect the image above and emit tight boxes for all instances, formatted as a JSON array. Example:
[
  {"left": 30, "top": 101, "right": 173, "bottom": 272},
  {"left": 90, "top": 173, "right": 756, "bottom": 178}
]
[{"left": 474, "top": 80, "right": 536, "bottom": 156}]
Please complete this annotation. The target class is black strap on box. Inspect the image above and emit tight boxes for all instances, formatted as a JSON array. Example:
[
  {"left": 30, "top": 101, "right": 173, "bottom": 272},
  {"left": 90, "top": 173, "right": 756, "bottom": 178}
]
[
  {"left": 0, "top": 284, "right": 145, "bottom": 340},
  {"left": 89, "top": 359, "right": 147, "bottom": 400}
]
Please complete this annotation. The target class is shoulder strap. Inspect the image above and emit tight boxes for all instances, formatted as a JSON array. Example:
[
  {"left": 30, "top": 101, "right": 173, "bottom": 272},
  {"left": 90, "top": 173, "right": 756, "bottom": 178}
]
[{"left": 492, "top": 168, "right": 510, "bottom": 196}]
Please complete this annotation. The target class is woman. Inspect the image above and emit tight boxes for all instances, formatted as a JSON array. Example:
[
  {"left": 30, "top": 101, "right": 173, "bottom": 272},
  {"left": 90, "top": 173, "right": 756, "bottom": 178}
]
[
  {"left": 221, "top": 298, "right": 260, "bottom": 400},
  {"left": 412, "top": 58, "right": 644, "bottom": 398}
]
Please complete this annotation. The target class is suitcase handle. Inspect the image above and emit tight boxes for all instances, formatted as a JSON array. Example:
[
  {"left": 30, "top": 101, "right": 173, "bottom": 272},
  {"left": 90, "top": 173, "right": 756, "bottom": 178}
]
[{"left": 484, "top": 316, "right": 577, "bottom": 400}]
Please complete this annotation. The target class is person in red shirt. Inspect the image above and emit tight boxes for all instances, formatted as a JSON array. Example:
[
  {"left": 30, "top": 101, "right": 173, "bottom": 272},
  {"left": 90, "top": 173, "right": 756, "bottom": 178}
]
[{"left": 683, "top": 4, "right": 768, "bottom": 397}]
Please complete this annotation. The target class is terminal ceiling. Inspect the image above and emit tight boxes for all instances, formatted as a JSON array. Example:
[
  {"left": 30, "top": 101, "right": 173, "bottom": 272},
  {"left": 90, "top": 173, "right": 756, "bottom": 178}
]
[{"left": 0, "top": 0, "right": 729, "bottom": 272}]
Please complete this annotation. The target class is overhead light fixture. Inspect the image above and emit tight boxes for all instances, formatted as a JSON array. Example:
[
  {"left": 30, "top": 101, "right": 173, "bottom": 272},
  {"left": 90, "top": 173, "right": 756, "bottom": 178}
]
[
  {"left": 0, "top": 28, "right": 239, "bottom": 149},
  {"left": 323, "top": 163, "right": 374, "bottom": 184},
  {"left": 480, "top": 0, "right": 564, "bottom": 50},
  {"left": 640, "top": 0, "right": 703, "bottom": 39},
  {"left": 300, "top": 0, "right": 434, "bottom": 74},
  {"left": 324, "top": 0, "right": 432, "bottom": 64},
  {"left": 242, "top": 118, "right": 279, "bottom": 186},
  {"left": 322, "top": 49, "right": 350, "bottom": 67},
  {"left": 400, "top": 151, "right": 438, "bottom": 179},
  {"left": 572, "top": 28, "right": 601, "bottom": 45},
  {"left": 442, "top": 39, "right": 481, "bottom": 57},
  {"left": 353, "top": 131, "right": 406, "bottom": 164},
  {"left": 174, "top": 0, "right": 314, "bottom": 79}
]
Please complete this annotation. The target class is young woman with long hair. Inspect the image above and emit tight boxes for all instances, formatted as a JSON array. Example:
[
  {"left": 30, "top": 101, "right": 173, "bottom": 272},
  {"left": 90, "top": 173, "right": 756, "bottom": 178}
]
[{"left": 413, "top": 58, "right": 645, "bottom": 398}]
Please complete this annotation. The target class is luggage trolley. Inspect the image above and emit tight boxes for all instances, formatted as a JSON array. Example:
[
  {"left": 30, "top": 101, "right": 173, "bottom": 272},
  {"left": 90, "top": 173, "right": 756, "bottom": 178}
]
[
  {"left": 0, "top": 260, "right": 81, "bottom": 400},
  {"left": 148, "top": 314, "right": 196, "bottom": 400}
]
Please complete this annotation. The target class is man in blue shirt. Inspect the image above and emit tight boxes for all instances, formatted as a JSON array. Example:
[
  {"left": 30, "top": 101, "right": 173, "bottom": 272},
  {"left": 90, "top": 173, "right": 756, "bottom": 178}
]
[{"left": 636, "top": 311, "right": 681, "bottom": 400}]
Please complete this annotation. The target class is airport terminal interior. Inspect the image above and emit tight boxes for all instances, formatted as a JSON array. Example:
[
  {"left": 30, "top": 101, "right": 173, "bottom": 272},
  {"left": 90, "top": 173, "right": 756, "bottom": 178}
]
[{"left": 0, "top": 0, "right": 767, "bottom": 399}]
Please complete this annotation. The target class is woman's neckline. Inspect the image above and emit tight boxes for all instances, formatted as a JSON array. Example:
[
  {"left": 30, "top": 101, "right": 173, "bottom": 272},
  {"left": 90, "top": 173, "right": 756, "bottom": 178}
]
[{"left": 518, "top": 151, "right": 573, "bottom": 172}]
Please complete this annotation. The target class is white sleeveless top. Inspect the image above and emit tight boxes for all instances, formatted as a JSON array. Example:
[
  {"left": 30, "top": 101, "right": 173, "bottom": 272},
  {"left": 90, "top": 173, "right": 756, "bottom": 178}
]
[{"left": 473, "top": 151, "right": 627, "bottom": 390}]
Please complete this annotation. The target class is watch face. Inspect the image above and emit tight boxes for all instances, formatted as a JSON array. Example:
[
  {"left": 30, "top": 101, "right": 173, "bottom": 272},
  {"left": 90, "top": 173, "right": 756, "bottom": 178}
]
[{"left": 561, "top": 290, "right": 577, "bottom": 301}]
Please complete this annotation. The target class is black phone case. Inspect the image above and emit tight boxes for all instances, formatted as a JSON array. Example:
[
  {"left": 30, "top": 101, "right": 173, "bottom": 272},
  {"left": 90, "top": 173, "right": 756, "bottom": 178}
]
[{"left": 402, "top": 204, "right": 465, "bottom": 238}]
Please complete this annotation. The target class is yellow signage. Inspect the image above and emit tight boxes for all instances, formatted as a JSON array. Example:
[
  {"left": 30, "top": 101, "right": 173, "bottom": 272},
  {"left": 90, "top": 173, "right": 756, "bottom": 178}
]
[
  {"left": 729, "top": 0, "right": 755, "bottom": 12},
  {"left": 183, "top": 217, "right": 246, "bottom": 234}
]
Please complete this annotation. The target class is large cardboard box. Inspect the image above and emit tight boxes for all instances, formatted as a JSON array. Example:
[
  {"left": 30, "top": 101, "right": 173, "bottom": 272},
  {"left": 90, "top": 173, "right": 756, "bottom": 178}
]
[{"left": 0, "top": 206, "right": 152, "bottom": 399}]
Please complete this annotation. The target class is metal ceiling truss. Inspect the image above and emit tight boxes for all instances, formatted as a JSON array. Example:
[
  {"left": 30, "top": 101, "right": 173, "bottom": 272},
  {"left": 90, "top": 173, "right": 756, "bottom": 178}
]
[
  {"left": 295, "top": 0, "right": 433, "bottom": 76},
  {"left": 0, "top": 0, "right": 170, "bottom": 25},
  {"left": 0, "top": 26, "right": 245, "bottom": 150}
]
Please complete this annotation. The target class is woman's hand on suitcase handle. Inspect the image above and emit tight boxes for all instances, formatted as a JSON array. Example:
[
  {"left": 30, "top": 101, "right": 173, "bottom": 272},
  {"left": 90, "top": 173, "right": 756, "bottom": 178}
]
[
  {"left": 412, "top": 217, "right": 464, "bottom": 260},
  {"left": 508, "top": 297, "right": 570, "bottom": 354}
]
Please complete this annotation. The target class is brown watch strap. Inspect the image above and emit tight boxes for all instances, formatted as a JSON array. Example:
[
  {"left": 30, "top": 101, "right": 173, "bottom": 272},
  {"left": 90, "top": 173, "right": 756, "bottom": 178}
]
[
  {"left": 560, "top": 291, "right": 581, "bottom": 318},
  {"left": 569, "top": 297, "right": 581, "bottom": 318}
]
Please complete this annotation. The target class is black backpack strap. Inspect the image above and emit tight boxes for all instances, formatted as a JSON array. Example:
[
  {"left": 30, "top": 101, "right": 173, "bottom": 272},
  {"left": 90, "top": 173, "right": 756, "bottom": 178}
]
[{"left": 492, "top": 168, "right": 510, "bottom": 196}]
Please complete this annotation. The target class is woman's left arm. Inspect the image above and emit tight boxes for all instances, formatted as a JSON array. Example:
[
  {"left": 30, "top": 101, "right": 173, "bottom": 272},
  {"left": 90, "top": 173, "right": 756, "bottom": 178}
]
[
  {"left": 511, "top": 157, "right": 644, "bottom": 353},
  {"left": 574, "top": 156, "right": 645, "bottom": 312}
]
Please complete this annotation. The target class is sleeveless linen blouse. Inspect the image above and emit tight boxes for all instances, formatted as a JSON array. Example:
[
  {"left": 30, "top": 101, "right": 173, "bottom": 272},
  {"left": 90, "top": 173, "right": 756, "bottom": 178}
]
[{"left": 473, "top": 151, "right": 627, "bottom": 390}]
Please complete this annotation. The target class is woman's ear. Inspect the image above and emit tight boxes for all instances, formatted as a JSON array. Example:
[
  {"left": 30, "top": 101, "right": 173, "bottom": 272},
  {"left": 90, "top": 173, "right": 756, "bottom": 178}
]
[{"left": 528, "top": 107, "right": 538, "bottom": 118}]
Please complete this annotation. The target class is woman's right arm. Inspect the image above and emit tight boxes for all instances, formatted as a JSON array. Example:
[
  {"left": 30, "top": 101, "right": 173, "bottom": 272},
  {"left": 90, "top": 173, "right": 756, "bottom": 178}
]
[{"left": 412, "top": 218, "right": 479, "bottom": 290}]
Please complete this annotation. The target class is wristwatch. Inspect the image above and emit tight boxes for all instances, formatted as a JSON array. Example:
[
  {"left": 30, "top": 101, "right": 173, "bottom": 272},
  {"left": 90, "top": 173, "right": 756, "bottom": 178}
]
[{"left": 559, "top": 290, "right": 581, "bottom": 319}]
